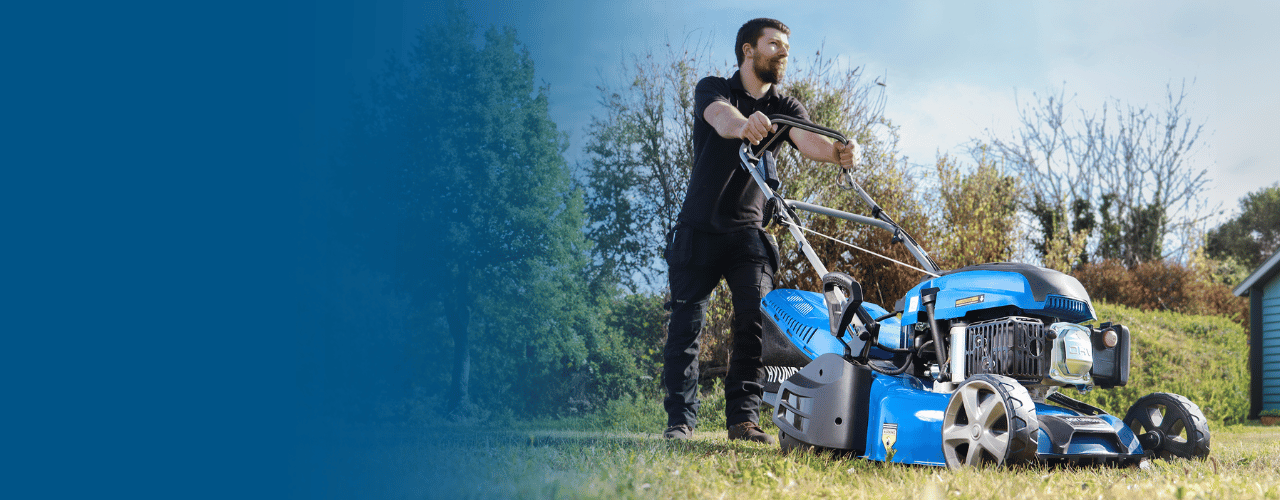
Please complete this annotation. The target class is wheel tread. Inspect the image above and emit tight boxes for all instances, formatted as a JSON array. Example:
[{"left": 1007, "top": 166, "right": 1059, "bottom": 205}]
[
  {"left": 1122, "top": 392, "right": 1211, "bottom": 460},
  {"left": 941, "top": 374, "right": 1039, "bottom": 468}
]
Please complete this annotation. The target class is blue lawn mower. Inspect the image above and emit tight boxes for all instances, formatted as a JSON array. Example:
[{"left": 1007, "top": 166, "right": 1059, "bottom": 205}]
[{"left": 745, "top": 116, "right": 1211, "bottom": 468}]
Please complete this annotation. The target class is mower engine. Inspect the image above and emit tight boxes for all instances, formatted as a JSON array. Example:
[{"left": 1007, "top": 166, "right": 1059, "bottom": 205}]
[
  {"left": 962, "top": 316, "right": 1130, "bottom": 393},
  {"left": 895, "top": 262, "right": 1131, "bottom": 396}
]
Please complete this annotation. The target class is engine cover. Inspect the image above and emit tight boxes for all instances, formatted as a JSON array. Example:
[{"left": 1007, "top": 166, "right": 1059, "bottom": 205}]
[{"left": 900, "top": 263, "right": 1097, "bottom": 326}]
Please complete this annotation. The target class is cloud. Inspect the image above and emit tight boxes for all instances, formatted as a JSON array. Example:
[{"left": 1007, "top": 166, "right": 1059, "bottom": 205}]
[{"left": 886, "top": 81, "right": 1018, "bottom": 168}]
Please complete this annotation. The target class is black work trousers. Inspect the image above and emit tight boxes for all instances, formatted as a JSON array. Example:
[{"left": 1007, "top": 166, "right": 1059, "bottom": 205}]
[{"left": 663, "top": 226, "right": 778, "bottom": 430}]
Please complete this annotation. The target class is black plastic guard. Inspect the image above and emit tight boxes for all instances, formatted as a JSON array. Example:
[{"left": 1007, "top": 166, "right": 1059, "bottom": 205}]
[
  {"left": 1037, "top": 414, "right": 1130, "bottom": 457},
  {"left": 773, "top": 354, "right": 873, "bottom": 453}
]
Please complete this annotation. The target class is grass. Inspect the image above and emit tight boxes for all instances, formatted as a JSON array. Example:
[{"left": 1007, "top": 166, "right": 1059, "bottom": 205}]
[
  {"left": 328, "top": 383, "right": 1275, "bottom": 499},
  {"left": 312, "top": 302, "right": 1266, "bottom": 498},
  {"left": 319, "top": 422, "right": 1280, "bottom": 499}
]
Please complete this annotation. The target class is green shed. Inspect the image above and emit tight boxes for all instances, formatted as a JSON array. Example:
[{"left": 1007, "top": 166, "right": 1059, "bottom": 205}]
[{"left": 1234, "top": 250, "right": 1280, "bottom": 419}]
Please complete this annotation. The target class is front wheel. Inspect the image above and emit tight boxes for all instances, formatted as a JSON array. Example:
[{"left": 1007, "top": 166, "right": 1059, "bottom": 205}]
[
  {"left": 941, "top": 374, "right": 1039, "bottom": 468},
  {"left": 1122, "top": 392, "right": 1210, "bottom": 459}
]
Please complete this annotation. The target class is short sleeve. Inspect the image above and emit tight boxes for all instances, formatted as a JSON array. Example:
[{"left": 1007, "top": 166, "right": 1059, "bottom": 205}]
[
  {"left": 694, "top": 76, "right": 731, "bottom": 123},
  {"left": 781, "top": 96, "right": 810, "bottom": 124},
  {"left": 779, "top": 97, "right": 812, "bottom": 150}
]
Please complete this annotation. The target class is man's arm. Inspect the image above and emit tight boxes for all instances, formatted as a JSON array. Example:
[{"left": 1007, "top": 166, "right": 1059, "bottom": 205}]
[
  {"left": 704, "top": 102, "right": 775, "bottom": 145},
  {"left": 704, "top": 101, "right": 862, "bottom": 170},
  {"left": 791, "top": 128, "right": 861, "bottom": 171}
]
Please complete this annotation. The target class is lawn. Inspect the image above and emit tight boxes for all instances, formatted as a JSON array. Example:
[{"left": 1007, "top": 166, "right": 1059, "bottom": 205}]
[
  {"left": 316, "top": 422, "right": 1280, "bottom": 499},
  {"left": 304, "top": 303, "right": 1269, "bottom": 498}
]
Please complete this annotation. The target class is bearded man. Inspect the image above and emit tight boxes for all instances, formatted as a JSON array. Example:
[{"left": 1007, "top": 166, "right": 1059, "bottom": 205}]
[{"left": 662, "top": 18, "right": 862, "bottom": 443}]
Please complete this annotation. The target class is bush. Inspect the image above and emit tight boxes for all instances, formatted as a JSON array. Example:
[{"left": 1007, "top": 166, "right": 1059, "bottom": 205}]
[
  {"left": 930, "top": 152, "right": 1023, "bottom": 270},
  {"left": 1073, "top": 258, "right": 1248, "bottom": 327},
  {"left": 586, "top": 377, "right": 781, "bottom": 435}
]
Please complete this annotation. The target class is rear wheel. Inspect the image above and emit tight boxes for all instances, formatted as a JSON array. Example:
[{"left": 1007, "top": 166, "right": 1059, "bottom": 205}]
[
  {"left": 1122, "top": 392, "right": 1210, "bottom": 459},
  {"left": 778, "top": 430, "right": 802, "bottom": 453},
  {"left": 941, "top": 374, "right": 1039, "bottom": 468}
]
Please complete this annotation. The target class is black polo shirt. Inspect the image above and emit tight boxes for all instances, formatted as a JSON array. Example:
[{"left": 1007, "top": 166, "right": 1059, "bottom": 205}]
[{"left": 678, "top": 71, "right": 810, "bottom": 233}]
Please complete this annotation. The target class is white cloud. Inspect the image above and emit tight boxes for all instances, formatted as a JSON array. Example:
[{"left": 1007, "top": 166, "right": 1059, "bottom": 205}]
[{"left": 886, "top": 81, "right": 1018, "bottom": 168}]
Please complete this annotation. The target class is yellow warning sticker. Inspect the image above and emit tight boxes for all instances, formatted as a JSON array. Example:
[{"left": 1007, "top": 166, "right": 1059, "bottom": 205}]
[
  {"left": 955, "top": 295, "right": 985, "bottom": 307},
  {"left": 882, "top": 423, "right": 897, "bottom": 451},
  {"left": 880, "top": 421, "right": 901, "bottom": 462}
]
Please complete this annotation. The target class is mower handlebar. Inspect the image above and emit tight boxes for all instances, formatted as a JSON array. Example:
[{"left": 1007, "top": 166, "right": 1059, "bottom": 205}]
[
  {"left": 767, "top": 114, "right": 849, "bottom": 144},
  {"left": 744, "top": 114, "right": 850, "bottom": 161}
]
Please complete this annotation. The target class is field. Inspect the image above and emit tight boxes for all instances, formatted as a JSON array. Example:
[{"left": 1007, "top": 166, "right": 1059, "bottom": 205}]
[{"left": 320, "top": 422, "right": 1279, "bottom": 499}]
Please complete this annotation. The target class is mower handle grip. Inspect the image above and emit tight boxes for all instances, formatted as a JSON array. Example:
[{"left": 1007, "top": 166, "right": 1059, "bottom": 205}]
[
  {"left": 767, "top": 114, "right": 849, "bottom": 145},
  {"left": 746, "top": 114, "right": 849, "bottom": 160}
]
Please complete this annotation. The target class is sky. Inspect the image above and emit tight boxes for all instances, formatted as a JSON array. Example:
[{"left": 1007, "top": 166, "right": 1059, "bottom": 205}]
[{"left": 321, "top": 0, "right": 1280, "bottom": 224}]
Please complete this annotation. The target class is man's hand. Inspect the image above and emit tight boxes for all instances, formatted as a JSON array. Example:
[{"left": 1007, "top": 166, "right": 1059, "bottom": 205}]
[
  {"left": 736, "top": 111, "right": 776, "bottom": 146},
  {"left": 835, "top": 140, "right": 862, "bottom": 171}
]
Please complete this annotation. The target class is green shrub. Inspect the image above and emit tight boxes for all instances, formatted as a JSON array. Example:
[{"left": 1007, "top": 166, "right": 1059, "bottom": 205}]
[{"left": 1073, "top": 258, "right": 1249, "bottom": 327}]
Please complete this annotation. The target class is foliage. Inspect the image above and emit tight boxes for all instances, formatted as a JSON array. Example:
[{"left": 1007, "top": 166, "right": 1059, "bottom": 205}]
[
  {"left": 1072, "top": 302, "right": 1251, "bottom": 426},
  {"left": 340, "top": 4, "right": 612, "bottom": 417},
  {"left": 595, "top": 292, "right": 669, "bottom": 399},
  {"left": 580, "top": 38, "right": 723, "bottom": 294},
  {"left": 1073, "top": 259, "right": 1249, "bottom": 327},
  {"left": 1038, "top": 215, "right": 1091, "bottom": 273},
  {"left": 985, "top": 82, "right": 1211, "bottom": 267},
  {"left": 929, "top": 150, "right": 1024, "bottom": 270},
  {"left": 1207, "top": 183, "right": 1280, "bottom": 270}
]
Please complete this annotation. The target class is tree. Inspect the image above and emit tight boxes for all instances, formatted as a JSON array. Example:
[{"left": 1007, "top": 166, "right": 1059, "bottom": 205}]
[
  {"left": 347, "top": 5, "right": 594, "bottom": 412},
  {"left": 580, "top": 39, "right": 718, "bottom": 294},
  {"left": 985, "top": 82, "right": 1210, "bottom": 267},
  {"left": 1206, "top": 183, "right": 1280, "bottom": 270}
]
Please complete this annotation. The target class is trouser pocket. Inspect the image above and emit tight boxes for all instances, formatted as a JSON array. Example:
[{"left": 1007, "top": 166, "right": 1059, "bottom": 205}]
[
  {"left": 665, "top": 224, "right": 691, "bottom": 267},
  {"left": 758, "top": 229, "right": 779, "bottom": 276}
]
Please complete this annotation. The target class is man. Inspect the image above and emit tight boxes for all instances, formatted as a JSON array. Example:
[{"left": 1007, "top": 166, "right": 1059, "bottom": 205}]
[{"left": 663, "top": 18, "right": 862, "bottom": 443}]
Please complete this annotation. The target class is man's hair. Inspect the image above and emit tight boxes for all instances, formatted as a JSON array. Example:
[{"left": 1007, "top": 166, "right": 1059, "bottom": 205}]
[{"left": 735, "top": 18, "right": 790, "bottom": 66}]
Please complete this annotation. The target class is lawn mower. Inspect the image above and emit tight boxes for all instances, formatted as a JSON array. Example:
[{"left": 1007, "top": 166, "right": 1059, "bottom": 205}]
[{"left": 746, "top": 115, "right": 1211, "bottom": 468}]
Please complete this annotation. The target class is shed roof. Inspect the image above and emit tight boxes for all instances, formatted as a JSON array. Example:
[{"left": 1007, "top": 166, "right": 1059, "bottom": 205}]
[{"left": 1233, "top": 249, "right": 1280, "bottom": 297}]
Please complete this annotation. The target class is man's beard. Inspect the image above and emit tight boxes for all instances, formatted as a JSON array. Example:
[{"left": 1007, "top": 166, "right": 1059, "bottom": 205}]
[{"left": 754, "top": 54, "right": 786, "bottom": 84}]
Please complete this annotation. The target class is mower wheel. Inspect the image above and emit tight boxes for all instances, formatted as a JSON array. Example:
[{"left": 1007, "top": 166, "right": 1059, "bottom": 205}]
[
  {"left": 941, "top": 374, "right": 1039, "bottom": 468},
  {"left": 778, "top": 430, "right": 816, "bottom": 455},
  {"left": 1122, "top": 392, "right": 1210, "bottom": 460}
]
